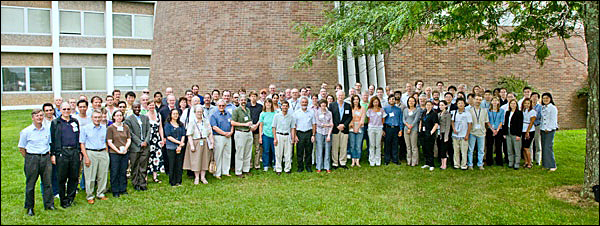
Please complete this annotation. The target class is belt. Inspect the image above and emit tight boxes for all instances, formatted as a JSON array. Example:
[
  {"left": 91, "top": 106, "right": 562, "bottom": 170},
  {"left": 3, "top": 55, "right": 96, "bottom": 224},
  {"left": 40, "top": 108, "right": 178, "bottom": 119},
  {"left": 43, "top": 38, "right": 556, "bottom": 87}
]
[
  {"left": 297, "top": 130, "right": 312, "bottom": 133},
  {"left": 235, "top": 130, "right": 251, "bottom": 133},
  {"left": 277, "top": 132, "right": 289, "bottom": 136},
  {"left": 27, "top": 152, "right": 50, "bottom": 156},
  {"left": 385, "top": 125, "right": 399, "bottom": 128},
  {"left": 62, "top": 146, "right": 78, "bottom": 150},
  {"left": 87, "top": 148, "right": 105, "bottom": 151}
]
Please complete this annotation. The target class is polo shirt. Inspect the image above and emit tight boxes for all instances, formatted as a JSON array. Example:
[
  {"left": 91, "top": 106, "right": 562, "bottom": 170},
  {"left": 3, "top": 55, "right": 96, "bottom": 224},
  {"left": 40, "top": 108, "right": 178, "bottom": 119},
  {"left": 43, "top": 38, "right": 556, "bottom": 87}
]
[
  {"left": 293, "top": 108, "right": 315, "bottom": 132},
  {"left": 210, "top": 110, "right": 232, "bottom": 135},
  {"left": 272, "top": 111, "right": 296, "bottom": 134},
  {"left": 59, "top": 117, "right": 79, "bottom": 147},
  {"left": 79, "top": 123, "right": 107, "bottom": 150},
  {"left": 19, "top": 124, "right": 51, "bottom": 154},
  {"left": 232, "top": 106, "right": 252, "bottom": 132}
]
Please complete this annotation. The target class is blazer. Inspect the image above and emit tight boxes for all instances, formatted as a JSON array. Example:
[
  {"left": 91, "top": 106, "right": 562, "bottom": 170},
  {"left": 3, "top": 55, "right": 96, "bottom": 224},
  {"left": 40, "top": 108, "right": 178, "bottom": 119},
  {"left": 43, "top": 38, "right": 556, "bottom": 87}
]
[
  {"left": 328, "top": 101, "right": 352, "bottom": 134},
  {"left": 124, "top": 114, "right": 152, "bottom": 153},
  {"left": 502, "top": 110, "right": 524, "bottom": 137}
]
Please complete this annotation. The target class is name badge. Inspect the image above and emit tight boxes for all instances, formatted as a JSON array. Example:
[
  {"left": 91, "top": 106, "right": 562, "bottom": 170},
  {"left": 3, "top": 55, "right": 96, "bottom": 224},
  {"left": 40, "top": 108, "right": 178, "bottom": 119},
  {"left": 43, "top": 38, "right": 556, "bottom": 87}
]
[
  {"left": 344, "top": 110, "right": 350, "bottom": 114},
  {"left": 474, "top": 124, "right": 481, "bottom": 130},
  {"left": 319, "top": 114, "right": 324, "bottom": 119},
  {"left": 354, "top": 111, "right": 360, "bottom": 116},
  {"left": 390, "top": 112, "right": 395, "bottom": 117},
  {"left": 119, "top": 146, "right": 125, "bottom": 152},
  {"left": 72, "top": 123, "right": 78, "bottom": 132},
  {"left": 422, "top": 126, "right": 426, "bottom": 132},
  {"left": 117, "top": 126, "right": 124, "bottom": 132},
  {"left": 409, "top": 111, "right": 414, "bottom": 116},
  {"left": 244, "top": 116, "right": 249, "bottom": 121},
  {"left": 228, "top": 119, "right": 231, "bottom": 122},
  {"left": 199, "top": 140, "right": 204, "bottom": 146},
  {"left": 376, "top": 112, "right": 382, "bottom": 116}
]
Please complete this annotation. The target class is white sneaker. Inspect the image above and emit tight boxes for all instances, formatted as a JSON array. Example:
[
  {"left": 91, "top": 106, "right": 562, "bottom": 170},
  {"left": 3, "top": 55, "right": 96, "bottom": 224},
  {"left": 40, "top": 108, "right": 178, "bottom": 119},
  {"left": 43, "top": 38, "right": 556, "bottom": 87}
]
[
  {"left": 429, "top": 167, "right": 434, "bottom": 171},
  {"left": 421, "top": 165, "right": 429, "bottom": 169},
  {"left": 347, "top": 154, "right": 351, "bottom": 159},
  {"left": 263, "top": 167, "right": 268, "bottom": 172}
]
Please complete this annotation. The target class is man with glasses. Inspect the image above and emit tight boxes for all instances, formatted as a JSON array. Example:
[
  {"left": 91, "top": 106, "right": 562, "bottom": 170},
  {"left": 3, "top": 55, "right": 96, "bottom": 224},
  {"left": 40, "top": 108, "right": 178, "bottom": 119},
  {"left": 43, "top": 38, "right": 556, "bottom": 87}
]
[
  {"left": 210, "top": 100, "right": 234, "bottom": 179},
  {"left": 79, "top": 110, "right": 109, "bottom": 204},
  {"left": 191, "top": 84, "right": 205, "bottom": 105},
  {"left": 50, "top": 103, "right": 81, "bottom": 209}
]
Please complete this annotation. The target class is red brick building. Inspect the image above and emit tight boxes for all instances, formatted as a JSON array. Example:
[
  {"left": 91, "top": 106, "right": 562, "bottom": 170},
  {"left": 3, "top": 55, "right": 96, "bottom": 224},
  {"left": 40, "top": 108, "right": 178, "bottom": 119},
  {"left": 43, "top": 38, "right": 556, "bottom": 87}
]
[{"left": 149, "top": 1, "right": 588, "bottom": 129}]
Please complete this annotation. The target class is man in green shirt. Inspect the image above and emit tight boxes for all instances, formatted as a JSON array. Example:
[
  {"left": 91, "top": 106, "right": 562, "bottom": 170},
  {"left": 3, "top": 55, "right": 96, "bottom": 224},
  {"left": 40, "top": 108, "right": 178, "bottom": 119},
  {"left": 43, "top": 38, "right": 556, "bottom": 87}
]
[{"left": 231, "top": 95, "right": 254, "bottom": 178}]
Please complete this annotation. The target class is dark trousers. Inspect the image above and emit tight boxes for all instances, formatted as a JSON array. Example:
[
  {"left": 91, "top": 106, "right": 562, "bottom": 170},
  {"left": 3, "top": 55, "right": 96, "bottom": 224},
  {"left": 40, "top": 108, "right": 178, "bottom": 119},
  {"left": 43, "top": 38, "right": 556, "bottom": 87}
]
[
  {"left": 485, "top": 128, "right": 504, "bottom": 166},
  {"left": 362, "top": 124, "right": 369, "bottom": 158},
  {"left": 109, "top": 153, "right": 129, "bottom": 195},
  {"left": 24, "top": 153, "right": 54, "bottom": 209},
  {"left": 230, "top": 132, "right": 237, "bottom": 170},
  {"left": 296, "top": 130, "right": 313, "bottom": 170},
  {"left": 398, "top": 131, "right": 407, "bottom": 161},
  {"left": 166, "top": 149, "right": 184, "bottom": 186},
  {"left": 437, "top": 133, "right": 452, "bottom": 160},
  {"left": 383, "top": 126, "right": 400, "bottom": 164},
  {"left": 162, "top": 145, "right": 169, "bottom": 175},
  {"left": 129, "top": 150, "right": 149, "bottom": 188},
  {"left": 420, "top": 132, "right": 436, "bottom": 167},
  {"left": 56, "top": 150, "right": 81, "bottom": 206},
  {"left": 40, "top": 164, "right": 59, "bottom": 196}
]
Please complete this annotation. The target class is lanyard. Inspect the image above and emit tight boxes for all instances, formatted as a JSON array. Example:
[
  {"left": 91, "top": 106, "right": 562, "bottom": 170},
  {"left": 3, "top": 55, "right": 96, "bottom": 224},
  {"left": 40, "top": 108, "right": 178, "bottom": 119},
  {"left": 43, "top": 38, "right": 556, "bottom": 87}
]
[
  {"left": 195, "top": 120, "right": 204, "bottom": 138},
  {"left": 474, "top": 108, "right": 481, "bottom": 122}
]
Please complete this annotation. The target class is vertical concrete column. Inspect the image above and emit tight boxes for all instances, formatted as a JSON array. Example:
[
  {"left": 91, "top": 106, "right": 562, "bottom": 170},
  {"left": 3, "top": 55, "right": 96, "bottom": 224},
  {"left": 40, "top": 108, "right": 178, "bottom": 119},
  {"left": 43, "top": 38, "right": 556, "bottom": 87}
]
[
  {"left": 376, "top": 51, "right": 386, "bottom": 89},
  {"left": 346, "top": 43, "right": 356, "bottom": 92},
  {"left": 51, "top": 1, "right": 61, "bottom": 99},
  {"left": 106, "top": 1, "right": 114, "bottom": 94}
]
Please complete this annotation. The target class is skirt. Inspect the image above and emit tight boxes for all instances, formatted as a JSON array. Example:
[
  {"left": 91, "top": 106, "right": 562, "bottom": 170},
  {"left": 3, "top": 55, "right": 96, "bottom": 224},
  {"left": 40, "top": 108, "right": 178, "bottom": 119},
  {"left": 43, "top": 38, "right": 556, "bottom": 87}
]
[{"left": 183, "top": 138, "right": 211, "bottom": 171}]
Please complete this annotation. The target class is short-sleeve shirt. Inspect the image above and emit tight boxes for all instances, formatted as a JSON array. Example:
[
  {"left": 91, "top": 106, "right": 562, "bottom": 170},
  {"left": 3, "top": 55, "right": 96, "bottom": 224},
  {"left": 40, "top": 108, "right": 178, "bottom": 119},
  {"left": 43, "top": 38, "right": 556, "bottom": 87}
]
[
  {"left": 314, "top": 108, "right": 333, "bottom": 135},
  {"left": 522, "top": 109, "right": 537, "bottom": 132},
  {"left": 469, "top": 107, "right": 489, "bottom": 137},
  {"left": 294, "top": 108, "right": 315, "bottom": 132},
  {"left": 210, "top": 111, "right": 232, "bottom": 135},
  {"left": 488, "top": 109, "right": 505, "bottom": 130},
  {"left": 367, "top": 109, "right": 387, "bottom": 129},
  {"left": 19, "top": 124, "right": 51, "bottom": 154},
  {"left": 79, "top": 123, "right": 107, "bottom": 150},
  {"left": 106, "top": 124, "right": 131, "bottom": 153},
  {"left": 187, "top": 117, "right": 212, "bottom": 139},
  {"left": 272, "top": 112, "right": 296, "bottom": 134},
  {"left": 73, "top": 114, "right": 92, "bottom": 128},
  {"left": 164, "top": 123, "right": 186, "bottom": 150},
  {"left": 259, "top": 112, "right": 276, "bottom": 138},
  {"left": 232, "top": 106, "right": 252, "bottom": 132},
  {"left": 59, "top": 117, "right": 79, "bottom": 147},
  {"left": 451, "top": 109, "right": 473, "bottom": 138}
]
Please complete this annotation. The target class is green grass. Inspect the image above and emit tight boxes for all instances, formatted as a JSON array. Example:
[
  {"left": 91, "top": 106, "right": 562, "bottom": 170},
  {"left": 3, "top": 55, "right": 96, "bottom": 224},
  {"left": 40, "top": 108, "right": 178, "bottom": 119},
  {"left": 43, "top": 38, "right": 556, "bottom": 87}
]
[{"left": 1, "top": 110, "right": 598, "bottom": 224}]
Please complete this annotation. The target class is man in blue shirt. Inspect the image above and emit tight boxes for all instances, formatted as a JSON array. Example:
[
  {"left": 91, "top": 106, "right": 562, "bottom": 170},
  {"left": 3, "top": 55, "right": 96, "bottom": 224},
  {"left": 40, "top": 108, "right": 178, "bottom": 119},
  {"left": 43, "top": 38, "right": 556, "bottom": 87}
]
[
  {"left": 383, "top": 96, "right": 404, "bottom": 165},
  {"left": 210, "top": 100, "right": 234, "bottom": 179},
  {"left": 80, "top": 110, "right": 109, "bottom": 204},
  {"left": 19, "top": 109, "right": 54, "bottom": 216},
  {"left": 530, "top": 92, "right": 543, "bottom": 165}
]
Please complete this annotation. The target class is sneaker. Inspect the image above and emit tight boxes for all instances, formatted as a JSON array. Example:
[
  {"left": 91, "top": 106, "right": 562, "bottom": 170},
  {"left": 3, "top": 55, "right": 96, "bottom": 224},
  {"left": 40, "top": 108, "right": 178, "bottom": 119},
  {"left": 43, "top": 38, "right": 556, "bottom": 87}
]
[
  {"left": 421, "top": 165, "right": 429, "bottom": 169},
  {"left": 429, "top": 167, "right": 434, "bottom": 171},
  {"left": 54, "top": 194, "right": 60, "bottom": 199},
  {"left": 264, "top": 167, "right": 268, "bottom": 172},
  {"left": 468, "top": 166, "right": 473, "bottom": 170},
  {"left": 479, "top": 166, "right": 485, "bottom": 170},
  {"left": 347, "top": 154, "right": 351, "bottom": 159}
]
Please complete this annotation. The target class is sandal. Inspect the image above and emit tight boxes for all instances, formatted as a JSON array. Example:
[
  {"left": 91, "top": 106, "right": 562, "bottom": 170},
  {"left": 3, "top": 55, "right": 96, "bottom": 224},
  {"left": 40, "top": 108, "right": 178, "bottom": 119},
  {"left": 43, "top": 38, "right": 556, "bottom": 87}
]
[{"left": 153, "top": 178, "right": 162, "bottom": 184}]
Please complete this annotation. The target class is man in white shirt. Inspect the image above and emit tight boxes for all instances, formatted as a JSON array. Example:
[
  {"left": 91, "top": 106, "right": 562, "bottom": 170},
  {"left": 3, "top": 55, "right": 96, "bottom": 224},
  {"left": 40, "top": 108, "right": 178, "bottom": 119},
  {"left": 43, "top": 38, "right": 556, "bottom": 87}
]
[
  {"left": 401, "top": 83, "right": 413, "bottom": 106},
  {"left": 73, "top": 100, "right": 92, "bottom": 128}
]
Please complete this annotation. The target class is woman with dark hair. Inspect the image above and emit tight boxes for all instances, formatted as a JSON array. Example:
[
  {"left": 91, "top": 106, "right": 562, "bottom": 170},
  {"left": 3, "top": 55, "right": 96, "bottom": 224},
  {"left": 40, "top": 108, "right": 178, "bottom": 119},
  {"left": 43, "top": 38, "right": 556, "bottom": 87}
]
[
  {"left": 259, "top": 98, "right": 277, "bottom": 171},
  {"left": 348, "top": 95, "right": 366, "bottom": 167},
  {"left": 164, "top": 109, "right": 186, "bottom": 186},
  {"left": 418, "top": 101, "right": 439, "bottom": 171},
  {"left": 403, "top": 96, "right": 421, "bottom": 166},
  {"left": 106, "top": 110, "right": 130, "bottom": 197},
  {"left": 314, "top": 99, "right": 333, "bottom": 173},
  {"left": 437, "top": 100, "right": 452, "bottom": 169},
  {"left": 486, "top": 97, "right": 505, "bottom": 166},
  {"left": 271, "top": 94, "right": 281, "bottom": 112},
  {"left": 146, "top": 101, "right": 165, "bottom": 183},
  {"left": 366, "top": 96, "right": 386, "bottom": 166},
  {"left": 502, "top": 99, "right": 524, "bottom": 169},
  {"left": 326, "top": 94, "right": 335, "bottom": 105},
  {"left": 540, "top": 93, "right": 558, "bottom": 171},
  {"left": 521, "top": 98, "right": 537, "bottom": 168}
]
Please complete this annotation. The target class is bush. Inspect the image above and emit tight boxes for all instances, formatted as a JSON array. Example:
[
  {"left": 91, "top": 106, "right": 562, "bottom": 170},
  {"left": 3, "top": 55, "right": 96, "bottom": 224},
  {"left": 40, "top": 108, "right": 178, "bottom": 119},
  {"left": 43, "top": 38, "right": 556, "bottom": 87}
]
[
  {"left": 576, "top": 86, "right": 589, "bottom": 99},
  {"left": 496, "top": 75, "right": 538, "bottom": 100}
]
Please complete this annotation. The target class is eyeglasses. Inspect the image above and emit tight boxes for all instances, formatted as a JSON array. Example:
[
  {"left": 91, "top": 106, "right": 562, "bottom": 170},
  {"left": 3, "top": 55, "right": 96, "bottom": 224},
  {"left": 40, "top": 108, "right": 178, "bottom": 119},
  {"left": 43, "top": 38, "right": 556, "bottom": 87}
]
[
  {"left": 62, "top": 108, "right": 71, "bottom": 110},
  {"left": 218, "top": 105, "right": 226, "bottom": 107},
  {"left": 143, "top": 91, "right": 150, "bottom": 94}
]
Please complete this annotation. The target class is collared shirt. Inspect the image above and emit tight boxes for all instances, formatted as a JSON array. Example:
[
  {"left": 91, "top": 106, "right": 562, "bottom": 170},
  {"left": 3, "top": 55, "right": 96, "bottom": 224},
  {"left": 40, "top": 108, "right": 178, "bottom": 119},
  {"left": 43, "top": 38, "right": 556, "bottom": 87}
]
[
  {"left": 134, "top": 114, "right": 145, "bottom": 140},
  {"left": 469, "top": 107, "right": 489, "bottom": 137},
  {"left": 384, "top": 105, "right": 403, "bottom": 128},
  {"left": 522, "top": 109, "right": 537, "bottom": 132},
  {"left": 259, "top": 111, "right": 277, "bottom": 138},
  {"left": 314, "top": 108, "right": 333, "bottom": 135},
  {"left": 19, "top": 124, "right": 51, "bottom": 154},
  {"left": 367, "top": 108, "right": 387, "bottom": 129},
  {"left": 488, "top": 109, "right": 505, "bottom": 130},
  {"left": 232, "top": 106, "right": 252, "bottom": 132},
  {"left": 203, "top": 104, "right": 218, "bottom": 120},
  {"left": 187, "top": 117, "right": 211, "bottom": 139},
  {"left": 59, "top": 117, "right": 79, "bottom": 147},
  {"left": 540, "top": 104, "right": 558, "bottom": 131},
  {"left": 289, "top": 99, "right": 301, "bottom": 112},
  {"left": 294, "top": 108, "right": 316, "bottom": 132},
  {"left": 43, "top": 117, "right": 54, "bottom": 130},
  {"left": 79, "top": 123, "right": 107, "bottom": 150},
  {"left": 480, "top": 100, "right": 491, "bottom": 109},
  {"left": 54, "top": 109, "right": 62, "bottom": 118},
  {"left": 451, "top": 109, "right": 473, "bottom": 138},
  {"left": 400, "top": 93, "right": 409, "bottom": 107},
  {"left": 225, "top": 103, "right": 237, "bottom": 115},
  {"left": 210, "top": 111, "right": 232, "bottom": 135},
  {"left": 533, "top": 104, "right": 542, "bottom": 126},
  {"left": 272, "top": 111, "right": 296, "bottom": 134},
  {"left": 336, "top": 101, "right": 346, "bottom": 119},
  {"left": 73, "top": 114, "right": 92, "bottom": 128}
]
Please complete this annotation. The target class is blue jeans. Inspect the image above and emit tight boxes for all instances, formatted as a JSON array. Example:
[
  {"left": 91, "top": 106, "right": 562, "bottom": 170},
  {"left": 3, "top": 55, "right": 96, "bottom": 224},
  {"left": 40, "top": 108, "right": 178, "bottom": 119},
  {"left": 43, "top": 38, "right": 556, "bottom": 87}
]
[
  {"left": 262, "top": 135, "right": 275, "bottom": 168},
  {"left": 40, "top": 164, "right": 59, "bottom": 196},
  {"left": 315, "top": 133, "right": 331, "bottom": 170},
  {"left": 468, "top": 134, "right": 486, "bottom": 167},
  {"left": 80, "top": 170, "right": 85, "bottom": 190},
  {"left": 348, "top": 129, "right": 364, "bottom": 159}
]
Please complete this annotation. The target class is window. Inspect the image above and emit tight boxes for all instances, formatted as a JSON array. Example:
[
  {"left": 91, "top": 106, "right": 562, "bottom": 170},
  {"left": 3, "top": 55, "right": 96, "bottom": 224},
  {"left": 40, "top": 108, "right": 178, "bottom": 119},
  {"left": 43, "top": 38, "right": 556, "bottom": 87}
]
[
  {"left": 1, "top": 67, "right": 52, "bottom": 92},
  {"left": 59, "top": 10, "right": 105, "bottom": 36},
  {"left": 113, "top": 14, "right": 153, "bottom": 39},
  {"left": 114, "top": 67, "right": 149, "bottom": 91},
  {"left": 61, "top": 67, "right": 107, "bottom": 91},
  {"left": 1, "top": 7, "right": 50, "bottom": 34}
]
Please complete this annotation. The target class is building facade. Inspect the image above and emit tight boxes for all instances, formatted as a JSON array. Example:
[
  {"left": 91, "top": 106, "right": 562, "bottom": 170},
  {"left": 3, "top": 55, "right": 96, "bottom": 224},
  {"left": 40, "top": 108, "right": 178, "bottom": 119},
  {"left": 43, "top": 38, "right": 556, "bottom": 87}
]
[{"left": 1, "top": 1, "right": 155, "bottom": 108}]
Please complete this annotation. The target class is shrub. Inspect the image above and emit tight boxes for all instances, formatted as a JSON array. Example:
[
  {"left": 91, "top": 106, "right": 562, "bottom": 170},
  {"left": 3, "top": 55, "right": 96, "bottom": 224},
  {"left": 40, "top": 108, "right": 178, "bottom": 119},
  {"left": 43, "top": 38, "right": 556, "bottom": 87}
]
[{"left": 496, "top": 75, "right": 537, "bottom": 100}]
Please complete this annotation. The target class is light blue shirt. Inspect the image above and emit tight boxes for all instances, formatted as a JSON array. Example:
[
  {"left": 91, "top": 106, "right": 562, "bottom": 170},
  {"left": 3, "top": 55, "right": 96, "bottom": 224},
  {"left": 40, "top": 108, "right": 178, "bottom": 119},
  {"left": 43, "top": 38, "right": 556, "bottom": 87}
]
[
  {"left": 18, "top": 124, "right": 51, "bottom": 154},
  {"left": 541, "top": 104, "right": 558, "bottom": 131},
  {"left": 480, "top": 100, "right": 491, "bottom": 109},
  {"left": 293, "top": 108, "right": 316, "bottom": 132},
  {"left": 533, "top": 104, "right": 542, "bottom": 126},
  {"left": 488, "top": 109, "right": 505, "bottom": 130},
  {"left": 337, "top": 102, "right": 345, "bottom": 119},
  {"left": 79, "top": 123, "right": 107, "bottom": 150},
  {"left": 225, "top": 103, "right": 237, "bottom": 115}
]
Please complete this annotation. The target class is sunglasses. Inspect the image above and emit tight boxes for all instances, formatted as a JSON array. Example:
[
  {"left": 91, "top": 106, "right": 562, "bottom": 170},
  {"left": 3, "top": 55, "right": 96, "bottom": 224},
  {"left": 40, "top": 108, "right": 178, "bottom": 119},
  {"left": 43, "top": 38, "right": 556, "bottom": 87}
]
[
  {"left": 143, "top": 91, "right": 150, "bottom": 94},
  {"left": 218, "top": 105, "right": 226, "bottom": 107},
  {"left": 62, "top": 108, "right": 71, "bottom": 110}
]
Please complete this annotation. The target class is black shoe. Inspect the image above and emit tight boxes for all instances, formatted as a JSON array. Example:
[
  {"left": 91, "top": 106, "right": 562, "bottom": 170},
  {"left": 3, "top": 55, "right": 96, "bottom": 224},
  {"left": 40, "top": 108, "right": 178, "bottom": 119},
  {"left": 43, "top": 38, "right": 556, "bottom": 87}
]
[
  {"left": 140, "top": 186, "right": 148, "bottom": 191},
  {"left": 276, "top": 172, "right": 281, "bottom": 176},
  {"left": 297, "top": 168, "right": 304, "bottom": 173},
  {"left": 45, "top": 206, "right": 55, "bottom": 210},
  {"left": 286, "top": 171, "right": 291, "bottom": 174},
  {"left": 61, "top": 204, "right": 69, "bottom": 209},
  {"left": 134, "top": 185, "right": 140, "bottom": 191},
  {"left": 332, "top": 166, "right": 338, "bottom": 170},
  {"left": 341, "top": 165, "right": 348, "bottom": 169},
  {"left": 113, "top": 193, "right": 120, "bottom": 198},
  {"left": 384, "top": 162, "right": 389, "bottom": 165},
  {"left": 27, "top": 208, "right": 34, "bottom": 216},
  {"left": 306, "top": 167, "right": 313, "bottom": 172},
  {"left": 121, "top": 191, "right": 129, "bottom": 195}
]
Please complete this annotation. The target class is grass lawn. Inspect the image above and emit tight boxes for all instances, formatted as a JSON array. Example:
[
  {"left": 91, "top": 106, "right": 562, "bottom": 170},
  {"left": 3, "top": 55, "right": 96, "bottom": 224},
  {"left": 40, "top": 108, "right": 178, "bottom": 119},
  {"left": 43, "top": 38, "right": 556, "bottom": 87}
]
[{"left": 1, "top": 110, "right": 598, "bottom": 224}]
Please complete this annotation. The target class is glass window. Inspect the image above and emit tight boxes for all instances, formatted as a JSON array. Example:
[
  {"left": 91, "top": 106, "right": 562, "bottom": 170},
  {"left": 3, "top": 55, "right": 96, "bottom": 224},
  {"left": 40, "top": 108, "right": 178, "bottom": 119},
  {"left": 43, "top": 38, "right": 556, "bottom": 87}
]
[
  {"left": 60, "top": 11, "right": 81, "bottom": 34},
  {"left": 113, "top": 14, "right": 131, "bottom": 37},
  {"left": 114, "top": 68, "right": 133, "bottom": 90},
  {"left": 1, "top": 7, "right": 24, "bottom": 33},
  {"left": 61, "top": 68, "right": 82, "bottom": 90},
  {"left": 29, "top": 68, "right": 52, "bottom": 91},
  {"left": 135, "top": 68, "right": 150, "bottom": 90},
  {"left": 2, "top": 67, "right": 26, "bottom": 91},
  {"left": 28, "top": 9, "right": 51, "bottom": 34},
  {"left": 84, "top": 12, "right": 104, "bottom": 36},
  {"left": 134, "top": 15, "right": 153, "bottom": 39},
  {"left": 85, "top": 68, "right": 106, "bottom": 90}
]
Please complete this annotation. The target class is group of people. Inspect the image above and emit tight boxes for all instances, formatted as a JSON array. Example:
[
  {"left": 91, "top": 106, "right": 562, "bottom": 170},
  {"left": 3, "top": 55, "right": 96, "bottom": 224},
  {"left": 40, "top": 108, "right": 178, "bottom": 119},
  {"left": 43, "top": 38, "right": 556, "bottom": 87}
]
[{"left": 18, "top": 80, "right": 560, "bottom": 216}]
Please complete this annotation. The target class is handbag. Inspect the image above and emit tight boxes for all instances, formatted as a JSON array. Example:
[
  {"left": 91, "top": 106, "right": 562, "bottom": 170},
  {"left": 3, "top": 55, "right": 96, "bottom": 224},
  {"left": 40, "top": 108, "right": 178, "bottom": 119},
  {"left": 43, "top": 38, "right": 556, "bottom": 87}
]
[{"left": 209, "top": 160, "right": 216, "bottom": 174}]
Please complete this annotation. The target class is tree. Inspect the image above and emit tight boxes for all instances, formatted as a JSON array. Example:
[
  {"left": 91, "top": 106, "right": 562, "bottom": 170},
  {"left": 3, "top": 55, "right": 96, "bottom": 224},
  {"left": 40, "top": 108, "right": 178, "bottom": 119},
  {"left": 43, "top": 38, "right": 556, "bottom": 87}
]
[{"left": 294, "top": 1, "right": 598, "bottom": 199}]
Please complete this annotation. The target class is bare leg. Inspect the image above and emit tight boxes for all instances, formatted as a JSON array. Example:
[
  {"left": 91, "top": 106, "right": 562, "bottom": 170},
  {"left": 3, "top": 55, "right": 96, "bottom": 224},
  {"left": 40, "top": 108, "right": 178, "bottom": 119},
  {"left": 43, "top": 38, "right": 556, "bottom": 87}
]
[
  {"left": 200, "top": 171, "right": 208, "bottom": 184},
  {"left": 441, "top": 158, "right": 447, "bottom": 169},
  {"left": 194, "top": 171, "right": 200, "bottom": 184}
]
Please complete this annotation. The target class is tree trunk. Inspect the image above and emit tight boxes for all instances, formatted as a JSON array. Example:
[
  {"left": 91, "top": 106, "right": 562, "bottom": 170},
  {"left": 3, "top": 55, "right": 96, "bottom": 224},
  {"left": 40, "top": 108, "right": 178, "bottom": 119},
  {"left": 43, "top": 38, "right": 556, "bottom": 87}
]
[{"left": 581, "top": 1, "right": 599, "bottom": 200}]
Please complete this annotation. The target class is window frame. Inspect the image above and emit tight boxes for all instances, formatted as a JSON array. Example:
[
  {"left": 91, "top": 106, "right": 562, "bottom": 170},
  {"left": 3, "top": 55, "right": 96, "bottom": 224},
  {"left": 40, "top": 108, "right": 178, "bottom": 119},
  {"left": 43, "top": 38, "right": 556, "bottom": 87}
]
[
  {"left": 60, "top": 66, "right": 107, "bottom": 92},
  {"left": 113, "top": 66, "right": 150, "bottom": 91},
  {"left": 58, "top": 9, "right": 106, "bottom": 38},
  {"left": 0, "top": 6, "right": 51, "bottom": 36},
  {"left": 112, "top": 13, "right": 153, "bottom": 40},
  {"left": 1, "top": 66, "right": 54, "bottom": 93}
]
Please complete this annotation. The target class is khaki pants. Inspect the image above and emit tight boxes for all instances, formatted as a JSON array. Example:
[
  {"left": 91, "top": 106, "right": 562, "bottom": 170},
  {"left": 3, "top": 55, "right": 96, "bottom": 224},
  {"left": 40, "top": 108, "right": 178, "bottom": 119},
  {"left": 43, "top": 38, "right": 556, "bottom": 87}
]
[
  {"left": 234, "top": 131, "right": 253, "bottom": 175},
  {"left": 531, "top": 127, "right": 542, "bottom": 165},
  {"left": 214, "top": 135, "right": 232, "bottom": 177},
  {"left": 404, "top": 129, "right": 419, "bottom": 166},
  {"left": 83, "top": 150, "right": 109, "bottom": 200},
  {"left": 452, "top": 138, "right": 468, "bottom": 169},
  {"left": 274, "top": 134, "right": 293, "bottom": 173},
  {"left": 331, "top": 133, "right": 348, "bottom": 167},
  {"left": 252, "top": 133, "right": 263, "bottom": 169}
]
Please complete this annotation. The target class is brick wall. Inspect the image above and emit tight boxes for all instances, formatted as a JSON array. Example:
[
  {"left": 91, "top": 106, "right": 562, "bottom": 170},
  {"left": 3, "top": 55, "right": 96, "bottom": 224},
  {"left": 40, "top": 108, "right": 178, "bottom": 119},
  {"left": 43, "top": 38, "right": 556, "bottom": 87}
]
[{"left": 1, "top": 34, "right": 52, "bottom": 46}]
